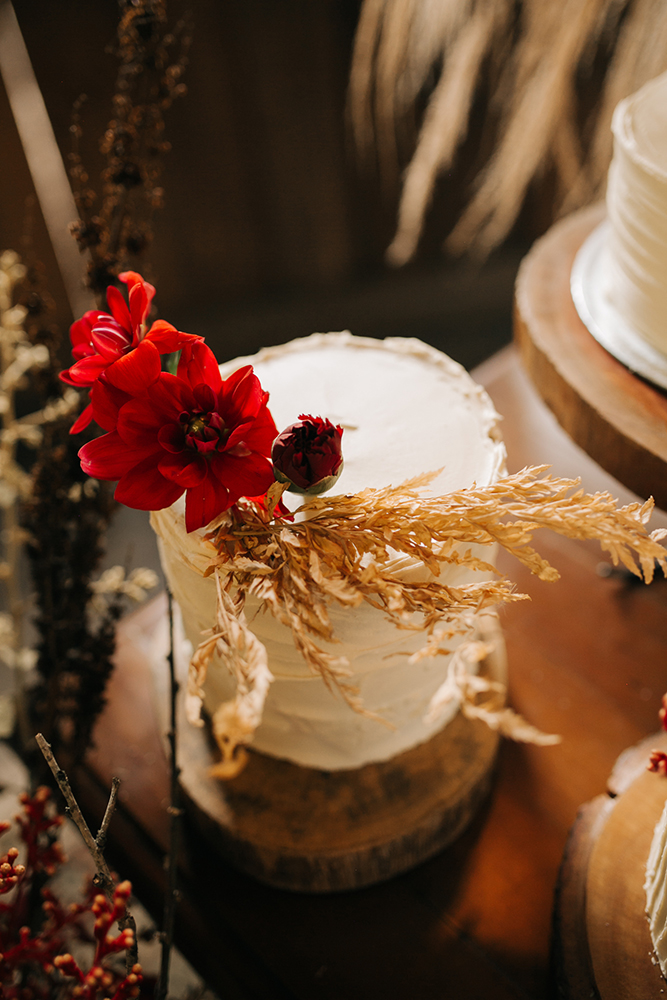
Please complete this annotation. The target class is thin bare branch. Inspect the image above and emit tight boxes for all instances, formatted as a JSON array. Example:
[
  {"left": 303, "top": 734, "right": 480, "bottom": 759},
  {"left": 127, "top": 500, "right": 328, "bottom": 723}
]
[
  {"left": 35, "top": 732, "right": 139, "bottom": 971},
  {"left": 96, "top": 774, "right": 120, "bottom": 852}
]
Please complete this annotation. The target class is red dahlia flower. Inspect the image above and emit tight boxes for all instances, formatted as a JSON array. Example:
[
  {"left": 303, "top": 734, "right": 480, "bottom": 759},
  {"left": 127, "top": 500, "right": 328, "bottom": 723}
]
[
  {"left": 61, "top": 270, "right": 200, "bottom": 433},
  {"left": 272, "top": 414, "right": 343, "bottom": 494},
  {"left": 79, "top": 341, "right": 278, "bottom": 532}
]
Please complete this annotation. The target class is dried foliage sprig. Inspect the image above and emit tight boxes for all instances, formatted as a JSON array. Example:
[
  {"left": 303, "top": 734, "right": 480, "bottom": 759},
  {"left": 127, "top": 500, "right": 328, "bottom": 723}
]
[
  {"left": 181, "top": 466, "right": 666, "bottom": 774},
  {"left": 0, "top": 783, "right": 142, "bottom": 998},
  {"left": 0, "top": 251, "right": 78, "bottom": 740},
  {"left": 69, "top": 0, "right": 192, "bottom": 301},
  {"left": 23, "top": 450, "right": 158, "bottom": 771},
  {"left": 424, "top": 632, "right": 560, "bottom": 745},
  {"left": 2, "top": 243, "right": 158, "bottom": 768},
  {"left": 187, "top": 575, "right": 274, "bottom": 779},
  {"left": 350, "top": 0, "right": 667, "bottom": 260}
]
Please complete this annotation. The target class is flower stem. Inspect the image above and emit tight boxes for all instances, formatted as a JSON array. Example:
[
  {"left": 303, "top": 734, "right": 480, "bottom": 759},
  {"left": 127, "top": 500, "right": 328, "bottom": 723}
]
[{"left": 155, "top": 587, "right": 182, "bottom": 1000}]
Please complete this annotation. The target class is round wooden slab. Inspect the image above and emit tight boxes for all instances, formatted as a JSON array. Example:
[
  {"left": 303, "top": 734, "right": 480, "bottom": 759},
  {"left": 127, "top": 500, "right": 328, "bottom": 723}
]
[
  {"left": 177, "top": 622, "right": 507, "bottom": 893},
  {"left": 514, "top": 203, "right": 667, "bottom": 508},
  {"left": 554, "top": 731, "right": 667, "bottom": 998}
]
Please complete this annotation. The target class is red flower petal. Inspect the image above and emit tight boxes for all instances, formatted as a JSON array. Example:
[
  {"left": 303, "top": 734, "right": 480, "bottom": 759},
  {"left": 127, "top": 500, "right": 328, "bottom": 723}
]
[
  {"left": 70, "top": 402, "right": 93, "bottom": 435},
  {"left": 146, "top": 372, "right": 197, "bottom": 419},
  {"left": 69, "top": 311, "right": 102, "bottom": 348},
  {"left": 60, "top": 366, "right": 81, "bottom": 387},
  {"left": 226, "top": 401, "right": 278, "bottom": 453},
  {"left": 128, "top": 280, "right": 149, "bottom": 337},
  {"left": 158, "top": 451, "right": 207, "bottom": 488},
  {"left": 177, "top": 341, "right": 222, "bottom": 393},
  {"left": 115, "top": 455, "right": 184, "bottom": 511},
  {"left": 221, "top": 366, "right": 264, "bottom": 425},
  {"left": 120, "top": 270, "right": 155, "bottom": 317},
  {"left": 71, "top": 343, "right": 96, "bottom": 361},
  {"left": 105, "top": 339, "right": 162, "bottom": 395},
  {"left": 157, "top": 422, "right": 186, "bottom": 453},
  {"left": 144, "top": 320, "right": 199, "bottom": 354},
  {"left": 184, "top": 470, "right": 230, "bottom": 532},
  {"left": 90, "top": 378, "right": 131, "bottom": 433},
  {"left": 66, "top": 354, "right": 111, "bottom": 386},
  {"left": 117, "top": 375, "right": 194, "bottom": 446},
  {"left": 91, "top": 319, "right": 129, "bottom": 360},
  {"left": 79, "top": 432, "right": 154, "bottom": 480},
  {"left": 106, "top": 285, "right": 133, "bottom": 337},
  {"left": 210, "top": 451, "right": 275, "bottom": 504},
  {"left": 193, "top": 382, "right": 217, "bottom": 413}
]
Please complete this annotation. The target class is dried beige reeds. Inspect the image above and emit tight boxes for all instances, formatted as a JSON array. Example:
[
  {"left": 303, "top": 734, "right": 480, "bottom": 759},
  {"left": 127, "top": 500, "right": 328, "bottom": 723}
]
[
  {"left": 189, "top": 466, "right": 666, "bottom": 774},
  {"left": 350, "top": 0, "right": 667, "bottom": 258}
]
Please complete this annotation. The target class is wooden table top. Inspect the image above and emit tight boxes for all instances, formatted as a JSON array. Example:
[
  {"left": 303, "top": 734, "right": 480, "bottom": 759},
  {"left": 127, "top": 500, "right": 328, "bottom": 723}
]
[{"left": 80, "top": 345, "right": 667, "bottom": 1000}]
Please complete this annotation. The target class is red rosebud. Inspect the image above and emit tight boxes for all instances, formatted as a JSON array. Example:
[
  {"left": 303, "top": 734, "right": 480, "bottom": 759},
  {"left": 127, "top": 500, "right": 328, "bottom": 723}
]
[
  {"left": 61, "top": 271, "right": 201, "bottom": 434},
  {"left": 79, "top": 343, "right": 278, "bottom": 532},
  {"left": 272, "top": 414, "right": 343, "bottom": 495},
  {"left": 660, "top": 692, "right": 667, "bottom": 731},
  {"left": 648, "top": 749, "right": 667, "bottom": 775}
]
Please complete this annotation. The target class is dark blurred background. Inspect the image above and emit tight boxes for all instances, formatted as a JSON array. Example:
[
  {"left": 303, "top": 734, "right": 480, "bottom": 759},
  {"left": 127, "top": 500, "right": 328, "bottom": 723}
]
[{"left": 0, "top": 0, "right": 545, "bottom": 371}]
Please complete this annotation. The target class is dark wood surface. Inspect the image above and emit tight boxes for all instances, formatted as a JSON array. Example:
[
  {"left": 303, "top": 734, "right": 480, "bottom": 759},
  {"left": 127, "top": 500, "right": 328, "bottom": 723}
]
[
  {"left": 82, "top": 346, "right": 667, "bottom": 1000},
  {"left": 514, "top": 202, "right": 667, "bottom": 509}
]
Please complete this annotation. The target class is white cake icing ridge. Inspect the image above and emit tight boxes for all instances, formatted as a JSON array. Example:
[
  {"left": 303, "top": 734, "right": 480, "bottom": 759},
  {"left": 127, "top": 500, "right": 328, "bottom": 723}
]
[
  {"left": 604, "top": 71, "right": 667, "bottom": 355},
  {"left": 646, "top": 796, "right": 667, "bottom": 977},
  {"left": 152, "top": 333, "right": 506, "bottom": 770}
]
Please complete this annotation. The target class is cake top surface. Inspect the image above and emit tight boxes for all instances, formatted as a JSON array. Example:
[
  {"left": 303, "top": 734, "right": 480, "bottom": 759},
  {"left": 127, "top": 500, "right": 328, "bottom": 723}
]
[
  {"left": 612, "top": 70, "right": 667, "bottom": 180},
  {"left": 218, "top": 332, "right": 505, "bottom": 501}
]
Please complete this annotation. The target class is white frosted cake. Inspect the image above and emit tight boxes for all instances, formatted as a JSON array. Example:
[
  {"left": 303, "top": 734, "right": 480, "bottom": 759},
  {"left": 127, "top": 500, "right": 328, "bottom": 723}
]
[
  {"left": 152, "top": 332, "right": 506, "bottom": 771},
  {"left": 604, "top": 70, "right": 667, "bottom": 356},
  {"left": 646, "top": 797, "right": 667, "bottom": 976},
  {"left": 571, "top": 71, "right": 667, "bottom": 385}
]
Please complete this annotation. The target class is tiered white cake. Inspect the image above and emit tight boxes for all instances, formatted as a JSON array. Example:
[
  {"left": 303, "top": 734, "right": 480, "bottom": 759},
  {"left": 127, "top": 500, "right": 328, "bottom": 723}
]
[
  {"left": 572, "top": 70, "right": 667, "bottom": 385},
  {"left": 646, "top": 797, "right": 667, "bottom": 976},
  {"left": 605, "top": 71, "right": 667, "bottom": 357},
  {"left": 152, "top": 332, "right": 506, "bottom": 771}
]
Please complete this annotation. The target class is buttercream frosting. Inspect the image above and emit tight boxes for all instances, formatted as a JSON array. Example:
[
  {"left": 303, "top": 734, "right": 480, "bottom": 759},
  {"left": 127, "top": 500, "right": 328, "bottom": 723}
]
[
  {"left": 152, "top": 332, "right": 506, "bottom": 770},
  {"left": 646, "top": 796, "right": 667, "bottom": 976},
  {"left": 604, "top": 71, "right": 667, "bottom": 355}
]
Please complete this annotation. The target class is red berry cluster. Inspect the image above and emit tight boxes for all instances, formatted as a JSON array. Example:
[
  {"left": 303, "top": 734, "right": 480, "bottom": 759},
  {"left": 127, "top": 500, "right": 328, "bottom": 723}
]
[{"left": 0, "top": 789, "right": 142, "bottom": 999}]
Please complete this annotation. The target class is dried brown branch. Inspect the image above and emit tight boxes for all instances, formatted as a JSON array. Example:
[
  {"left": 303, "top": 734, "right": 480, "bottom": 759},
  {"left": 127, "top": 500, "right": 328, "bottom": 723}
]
[
  {"left": 35, "top": 733, "right": 139, "bottom": 972},
  {"left": 95, "top": 774, "right": 120, "bottom": 852},
  {"left": 69, "top": 0, "right": 192, "bottom": 300}
]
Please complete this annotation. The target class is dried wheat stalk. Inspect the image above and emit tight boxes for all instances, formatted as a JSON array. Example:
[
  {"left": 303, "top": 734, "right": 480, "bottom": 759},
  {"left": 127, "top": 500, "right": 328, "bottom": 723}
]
[
  {"left": 350, "top": 0, "right": 667, "bottom": 258},
  {"left": 189, "top": 466, "right": 666, "bottom": 774}
]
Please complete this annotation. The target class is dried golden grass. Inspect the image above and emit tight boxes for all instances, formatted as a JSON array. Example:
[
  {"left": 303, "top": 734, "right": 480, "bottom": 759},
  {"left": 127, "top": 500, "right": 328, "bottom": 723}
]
[
  {"left": 191, "top": 467, "right": 666, "bottom": 775},
  {"left": 350, "top": 0, "right": 667, "bottom": 258}
]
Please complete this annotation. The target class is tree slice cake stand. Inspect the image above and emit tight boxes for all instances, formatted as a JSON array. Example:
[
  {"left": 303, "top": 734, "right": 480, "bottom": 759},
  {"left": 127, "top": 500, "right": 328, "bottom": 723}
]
[
  {"left": 514, "top": 202, "right": 667, "bottom": 508},
  {"left": 553, "top": 731, "right": 667, "bottom": 999},
  {"left": 153, "top": 612, "right": 506, "bottom": 893}
]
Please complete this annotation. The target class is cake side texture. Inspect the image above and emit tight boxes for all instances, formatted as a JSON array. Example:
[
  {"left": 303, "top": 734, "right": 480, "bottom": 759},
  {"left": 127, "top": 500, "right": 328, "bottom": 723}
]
[
  {"left": 152, "top": 332, "right": 506, "bottom": 770},
  {"left": 605, "top": 70, "right": 667, "bottom": 355}
]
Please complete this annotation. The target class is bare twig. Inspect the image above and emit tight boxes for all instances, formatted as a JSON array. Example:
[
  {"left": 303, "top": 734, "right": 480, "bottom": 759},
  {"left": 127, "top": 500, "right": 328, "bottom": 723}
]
[
  {"left": 96, "top": 775, "right": 121, "bottom": 852},
  {"left": 155, "top": 588, "right": 183, "bottom": 1000},
  {"left": 35, "top": 732, "right": 139, "bottom": 972}
]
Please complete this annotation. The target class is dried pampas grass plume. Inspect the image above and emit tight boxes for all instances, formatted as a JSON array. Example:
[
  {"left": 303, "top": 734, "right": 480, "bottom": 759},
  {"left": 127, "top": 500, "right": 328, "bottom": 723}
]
[{"left": 349, "top": 0, "right": 667, "bottom": 259}]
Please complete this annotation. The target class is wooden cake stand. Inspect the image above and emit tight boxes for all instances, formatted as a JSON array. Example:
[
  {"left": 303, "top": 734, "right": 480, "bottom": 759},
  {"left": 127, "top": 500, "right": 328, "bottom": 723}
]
[
  {"left": 150, "top": 607, "right": 507, "bottom": 893},
  {"left": 514, "top": 202, "right": 667, "bottom": 507},
  {"left": 553, "top": 731, "right": 667, "bottom": 999},
  {"left": 515, "top": 206, "right": 667, "bottom": 994}
]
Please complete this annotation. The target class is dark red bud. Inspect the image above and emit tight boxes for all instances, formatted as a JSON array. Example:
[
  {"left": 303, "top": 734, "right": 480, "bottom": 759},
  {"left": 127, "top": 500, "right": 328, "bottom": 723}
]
[{"left": 272, "top": 414, "right": 343, "bottom": 494}]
